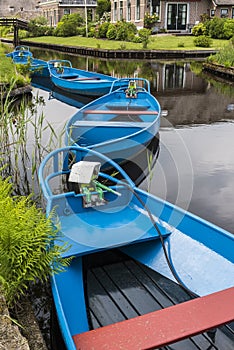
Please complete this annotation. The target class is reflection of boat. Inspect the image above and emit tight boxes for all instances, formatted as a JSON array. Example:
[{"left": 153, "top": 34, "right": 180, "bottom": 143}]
[
  {"left": 31, "top": 75, "right": 94, "bottom": 108},
  {"left": 6, "top": 45, "right": 49, "bottom": 76},
  {"left": 65, "top": 78, "right": 161, "bottom": 162},
  {"left": 39, "top": 146, "right": 234, "bottom": 350},
  {"left": 47, "top": 59, "right": 121, "bottom": 97}
]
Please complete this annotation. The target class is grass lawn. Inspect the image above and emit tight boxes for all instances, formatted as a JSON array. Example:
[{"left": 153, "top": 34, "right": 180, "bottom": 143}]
[{"left": 23, "top": 35, "right": 228, "bottom": 51}]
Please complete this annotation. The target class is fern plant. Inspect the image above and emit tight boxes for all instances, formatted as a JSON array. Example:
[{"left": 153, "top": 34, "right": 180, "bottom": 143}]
[{"left": 0, "top": 176, "right": 72, "bottom": 306}]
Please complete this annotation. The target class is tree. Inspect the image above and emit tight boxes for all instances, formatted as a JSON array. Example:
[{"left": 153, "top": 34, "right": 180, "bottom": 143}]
[{"left": 96, "top": 0, "right": 111, "bottom": 19}]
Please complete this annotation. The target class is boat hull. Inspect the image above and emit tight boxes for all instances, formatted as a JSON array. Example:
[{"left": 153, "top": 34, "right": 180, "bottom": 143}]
[
  {"left": 48, "top": 59, "right": 119, "bottom": 97},
  {"left": 38, "top": 146, "right": 234, "bottom": 350},
  {"left": 65, "top": 78, "right": 161, "bottom": 162}
]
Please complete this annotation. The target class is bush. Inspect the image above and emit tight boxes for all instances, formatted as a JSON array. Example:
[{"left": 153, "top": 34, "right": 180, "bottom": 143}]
[
  {"left": 194, "top": 35, "right": 213, "bottom": 47},
  {"left": 144, "top": 13, "right": 159, "bottom": 29},
  {"left": 206, "top": 17, "right": 234, "bottom": 39},
  {"left": 54, "top": 13, "right": 84, "bottom": 37},
  {"left": 114, "top": 21, "right": 136, "bottom": 41},
  {"left": 106, "top": 24, "right": 117, "bottom": 40},
  {"left": 223, "top": 19, "right": 234, "bottom": 39},
  {"left": 97, "top": 22, "right": 110, "bottom": 38},
  {"left": 28, "top": 16, "right": 52, "bottom": 37},
  {"left": 192, "top": 23, "right": 207, "bottom": 36},
  {"left": 138, "top": 28, "right": 151, "bottom": 49}
]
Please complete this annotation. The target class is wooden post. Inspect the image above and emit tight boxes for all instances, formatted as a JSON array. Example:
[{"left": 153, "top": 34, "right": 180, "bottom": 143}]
[{"left": 13, "top": 26, "right": 19, "bottom": 47}]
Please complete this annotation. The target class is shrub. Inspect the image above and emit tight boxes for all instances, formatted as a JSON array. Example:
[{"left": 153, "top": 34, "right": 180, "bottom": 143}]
[
  {"left": 138, "top": 28, "right": 151, "bottom": 49},
  {"left": 206, "top": 17, "right": 234, "bottom": 39},
  {"left": 54, "top": 13, "right": 84, "bottom": 37},
  {"left": 223, "top": 19, "right": 234, "bottom": 39},
  {"left": 194, "top": 35, "right": 212, "bottom": 47},
  {"left": 192, "top": 23, "right": 207, "bottom": 36},
  {"left": 28, "top": 16, "right": 53, "bottom": 37},
  {"left": 144, "top": 13, "right": 159, "bottom": 29},
  {"left": 115, "top": 21, "right": 137, "bottom": 41},
  {"left": 106, "top": 24, "right": 117, "bottom": 40},
  {"left": 177, "top": 41, "right": 185, "bottom": 48},
  {"left": 97, "top": 22, "right": 110, "bottom": 38}
]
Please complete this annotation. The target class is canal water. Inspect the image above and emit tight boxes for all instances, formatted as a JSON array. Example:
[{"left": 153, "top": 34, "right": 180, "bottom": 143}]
[
  {"left": 30, "top": 47, "right": 234, "bottom": 234},
  {"left": 22, "top": 49, "right": 234, "bottom": 349}
]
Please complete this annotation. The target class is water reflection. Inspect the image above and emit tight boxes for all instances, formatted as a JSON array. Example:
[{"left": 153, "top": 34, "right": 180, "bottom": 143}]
[
  {"left": 28, "top": 49, "right": 234, "bottom": 233},
  {"left": 30, "top": 47, "right": 234, "bottom": 127}
]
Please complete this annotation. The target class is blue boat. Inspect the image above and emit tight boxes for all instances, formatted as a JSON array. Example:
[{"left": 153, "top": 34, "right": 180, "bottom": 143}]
[
  {"left": 47, "top": 59, "right": 122, "bottom": 97},
  {"left": 65, "top": 78, "right": 161, "bottom": 162},
  {"left": 6, "top": 45, "right": 33, "bottom": 60},
  {"left": 39, "top": 146, "right": 234, "bottom": 350},
  {"left": 6, "top": 45, "right": 49, "bottom": 76}
]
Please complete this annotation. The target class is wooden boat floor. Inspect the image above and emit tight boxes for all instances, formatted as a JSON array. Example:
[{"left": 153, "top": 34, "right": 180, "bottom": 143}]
[{"left": 83, "top": 249, "right": 234, "bottom": 350}]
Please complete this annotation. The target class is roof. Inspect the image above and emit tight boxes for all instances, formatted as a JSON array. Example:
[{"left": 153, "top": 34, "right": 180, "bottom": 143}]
[{"left": 213, "top": 0, "right": 234, "bottom": 5}]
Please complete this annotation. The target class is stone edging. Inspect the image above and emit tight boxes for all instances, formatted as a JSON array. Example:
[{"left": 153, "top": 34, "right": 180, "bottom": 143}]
[
  {"left": 202, "top": 62, "right": 234, "bottom": 81},
  {"left": 1, "top": 38, "right": 217, "bottom": 59}
]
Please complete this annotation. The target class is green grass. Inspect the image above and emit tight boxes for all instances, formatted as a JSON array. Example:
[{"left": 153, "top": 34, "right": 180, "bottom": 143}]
[
  {"left": 23, "top": 35, "right": 228, "bottom": 51},
  {"left": 0, "top": 44, "right": 30, "bottom": 86}
]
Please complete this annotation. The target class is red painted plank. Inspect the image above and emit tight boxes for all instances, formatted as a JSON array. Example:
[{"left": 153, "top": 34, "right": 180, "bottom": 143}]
[
  {"left": 83, "top": 110, "right": 158, "bottom": 115},
  {"left": 73, "top": 287, "right": 234, "bottom": 350}
]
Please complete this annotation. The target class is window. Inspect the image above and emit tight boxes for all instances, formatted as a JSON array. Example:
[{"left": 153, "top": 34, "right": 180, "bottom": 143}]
[
  {"left": 64, "top": 9, "right": 71, "bottom": 15},
  {"left": 136, "top": 0, "right": 140, "bottom": 21},
  {"left": 127, "top": 1, "right": 131, "bottom": 21},
  {"left": 220, "top": 8, "right": 228, "bottom": 18},
  {"left": 114, "top": 2, "right": 117, "bottom": 22},
  {"left": 120, "top": 1, "right": 123, "bottom": 20},
  {"left": 232, "top": 8, "right": 234, "bottom": 19},
  {"left": 210, "top": 9, "right": 215, "bottom": 17}
]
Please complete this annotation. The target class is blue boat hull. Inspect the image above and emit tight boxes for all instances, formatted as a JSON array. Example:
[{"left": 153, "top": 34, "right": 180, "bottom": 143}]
[
  {"left": 38, "top": 146, "right": 234, "bottom": 350},
  {"left": 65, "top": 78, "right": 161, "bottom": 161},
  {"left": 48, "top": 59, "right": 118, "bottom": 97},
  {"left": 6, "top": 47, "right": 49, "bottom": 77}
]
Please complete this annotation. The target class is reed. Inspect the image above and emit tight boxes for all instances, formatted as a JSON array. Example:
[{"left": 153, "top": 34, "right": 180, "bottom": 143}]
[{"left": 0, "top": 87, "right": 64, "bottom": 199}]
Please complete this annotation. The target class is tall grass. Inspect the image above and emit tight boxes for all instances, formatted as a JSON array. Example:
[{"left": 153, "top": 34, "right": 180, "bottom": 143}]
[
  {"left": 207, "top": 39, "right": 234, "bottom": 66},
  {"left": 0, "top": 85, "right": 64, "bottom": 199}
]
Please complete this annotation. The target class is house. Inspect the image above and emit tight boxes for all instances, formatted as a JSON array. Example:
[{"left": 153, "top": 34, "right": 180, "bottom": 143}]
[
  {"left": 0, "top": 0, "right": 41, "bottom": 20},
  {"left": 38, "top": 0, "right": 97, "bottom": 26},
  {"left": 110, "top": 0, "right": 234, "bottom": 32},
  {"left": 212, "top": 0, "right": 234, "bottom": 18}
]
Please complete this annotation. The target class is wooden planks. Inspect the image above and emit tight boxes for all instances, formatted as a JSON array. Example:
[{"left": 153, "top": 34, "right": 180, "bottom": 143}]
[
  {"left": 73, "top": 286, "right": 234, "bottom": 350},
  {"left": 83, "top": 109, "right": 158, "bottom": 115}
]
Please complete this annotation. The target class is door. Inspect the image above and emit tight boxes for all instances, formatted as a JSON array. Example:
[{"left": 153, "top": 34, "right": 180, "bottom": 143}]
[{"left": 167, "top": 3, "right": 187, "bottom": 31}]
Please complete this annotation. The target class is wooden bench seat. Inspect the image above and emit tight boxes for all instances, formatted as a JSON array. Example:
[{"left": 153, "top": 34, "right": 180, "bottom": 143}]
[
  {"left": 60, "top": 76, "right": 101, "bottom": 81},
  {"left": 72, "top": 120, "right": 150, "bottom": 128},
  {"left": 83, "top": 109, "right": 158, "bottom": 115},
  {"left": 73, "top": 286, "right": 234, "bottom": 349}
]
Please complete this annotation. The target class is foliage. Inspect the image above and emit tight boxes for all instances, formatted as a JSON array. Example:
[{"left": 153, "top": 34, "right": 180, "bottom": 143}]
[
  {"left": 96, "top": 22, "right": 110, "bottom": 38},
  {"left": 0, "top": 25, "right": 13, "bottom": 37},
  {"left": 96, "top": 0, "right": 111, "bottom": 19},
  {"left": 138, "top": 28, "right": 151, "bottom": 49},
  {"left": 0, "top": 47, "right": 29, "bottom": 88},
  {"left": 177, "top": 41, "right": 185, "bottom": 48},
  {"left": 106, "top": 23, "right": 117, "bottom": 40},
  {"left": 144, "top": 13, "right": 159, "bottom": 29},
  {"left": 115, "top": 20, "right": 137, "bottom": 41},
  {"left": 205, "top": 17, "right": 234, "bottom": 39},
  {"left": 0, "top": 176, "right": 71, "bottom": 306},
  {"left": 207, "top": 39, "right": 234, "bottom": 67},
  {"left": 54, "top": 13, "right": 84, "bottom": 37},
  {"left": 192, "top": 23, "right": 207, "bottom": 36},
  {"left": 194, "top": 35, "right": 212, "bottom": 48},
  {"left": 28, "top": 16, "right": 54, "bottom": 37},
  {"left": 22, "top": 34, "right": 227, "bottom": 51}
]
